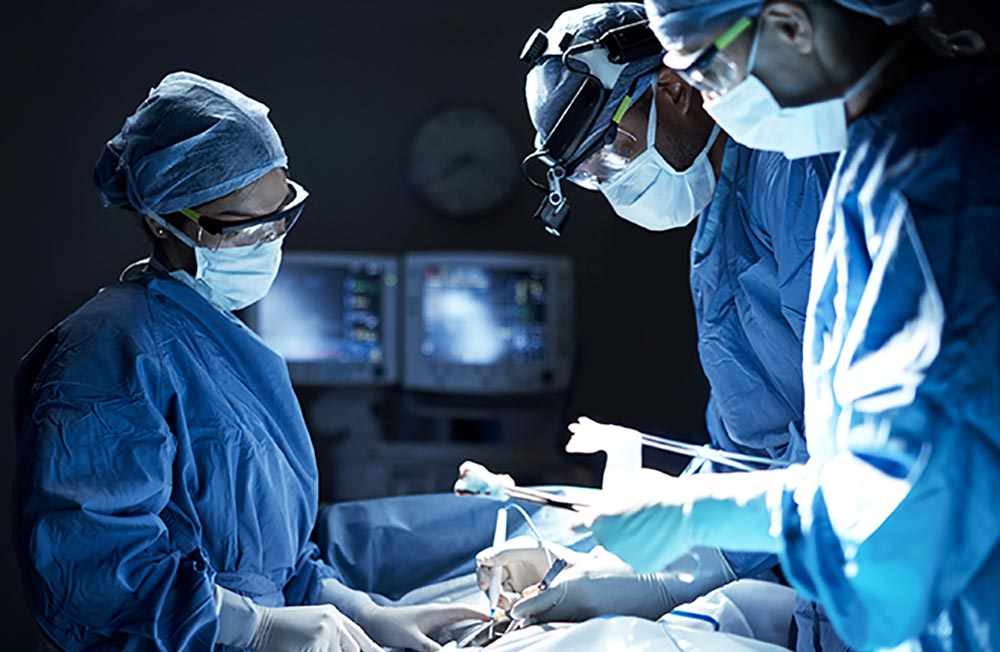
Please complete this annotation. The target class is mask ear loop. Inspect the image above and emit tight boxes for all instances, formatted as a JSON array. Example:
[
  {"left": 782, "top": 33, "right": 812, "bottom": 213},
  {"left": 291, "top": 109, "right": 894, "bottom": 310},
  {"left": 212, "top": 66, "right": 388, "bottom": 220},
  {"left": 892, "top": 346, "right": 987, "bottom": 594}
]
[
  {"left": 645, "top": 78, "right": 659, "bottom": 153},
  {"left": 746, "top": 16, "right": 762, "bottom": 79}
]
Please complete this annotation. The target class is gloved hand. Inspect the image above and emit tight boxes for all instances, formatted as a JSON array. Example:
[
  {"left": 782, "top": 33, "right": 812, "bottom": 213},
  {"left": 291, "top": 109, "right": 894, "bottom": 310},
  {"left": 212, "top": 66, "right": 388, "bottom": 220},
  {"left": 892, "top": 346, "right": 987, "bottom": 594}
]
[
  {"left": 316, "top": 577, "right": 488, "bottom": 652},
  {"left": 250, "top": 604, "right": 383, "bottom": 652},
  {"left": 475, "top": 535, "right": 588, "bottom": 595},
  {"left": 356, "top": 603, "right": 489, "bottom": 652},
  {"left": 508, "top": 546, "right": 736, "bottom": 624},
  {"left": 577, "top": 469, "right": 788, "bottom": 574},
  {"left": 215, "top": 586, "right": 383, "bottom": 652}
]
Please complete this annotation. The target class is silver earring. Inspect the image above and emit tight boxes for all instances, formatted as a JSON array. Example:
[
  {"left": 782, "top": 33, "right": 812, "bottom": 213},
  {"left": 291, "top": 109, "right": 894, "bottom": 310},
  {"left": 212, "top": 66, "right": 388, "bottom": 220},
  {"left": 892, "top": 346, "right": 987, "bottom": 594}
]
[{"left": 156, "top": 228, "right": 166, "bottom": 236}]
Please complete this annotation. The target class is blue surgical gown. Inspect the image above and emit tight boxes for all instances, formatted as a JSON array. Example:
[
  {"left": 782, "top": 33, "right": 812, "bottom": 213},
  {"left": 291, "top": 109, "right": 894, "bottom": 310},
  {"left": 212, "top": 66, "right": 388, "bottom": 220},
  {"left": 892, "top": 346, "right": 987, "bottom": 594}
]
[
  {"left": 13, "top": 265, "right": 338, "bottom": 651},
  {"left": 692, "top": 140, "right": 849, "bottom": 651},
  {"left": 692, "top": 140, "right": 836, "bottom": 470},
  {"left": 779, "top": 62, "right": 1000, "bottom": 650}
]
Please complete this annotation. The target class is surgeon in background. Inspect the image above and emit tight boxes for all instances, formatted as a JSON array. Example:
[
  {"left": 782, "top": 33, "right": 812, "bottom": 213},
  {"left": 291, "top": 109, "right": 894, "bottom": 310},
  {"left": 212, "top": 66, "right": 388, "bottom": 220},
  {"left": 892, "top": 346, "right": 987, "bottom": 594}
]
[
  {"left": 13, "top": 71, "right": 484, "bottom": 652},
  {"left": 477, "top": 4, "right": 845, "bottom": 649},
  {"left": 578, "top": 1, "right": 1000, "bottom": 650}
]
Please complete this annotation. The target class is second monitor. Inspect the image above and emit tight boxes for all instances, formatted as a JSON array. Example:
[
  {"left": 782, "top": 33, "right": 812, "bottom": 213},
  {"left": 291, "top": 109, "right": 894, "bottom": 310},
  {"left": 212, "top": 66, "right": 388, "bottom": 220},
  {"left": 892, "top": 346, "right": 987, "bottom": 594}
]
[{"left": 403, "top": 252, "right": 574, "bottom": 394}]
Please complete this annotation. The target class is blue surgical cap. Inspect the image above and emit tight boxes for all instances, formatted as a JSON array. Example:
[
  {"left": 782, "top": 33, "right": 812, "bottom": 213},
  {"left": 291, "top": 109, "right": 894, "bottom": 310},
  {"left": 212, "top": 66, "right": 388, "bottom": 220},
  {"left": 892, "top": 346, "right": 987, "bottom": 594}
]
[
  {"left": 644, "top": 0, "right": 761, "bottom": 52},
  {"left": 94, "top": 71, "right": 287, "bottom": 216},
  {"left": 645, "top": 0, "right": 926, "bottom": 50},
  {"left": 525, "top": 3, "right": 663, "bottom": 163}
]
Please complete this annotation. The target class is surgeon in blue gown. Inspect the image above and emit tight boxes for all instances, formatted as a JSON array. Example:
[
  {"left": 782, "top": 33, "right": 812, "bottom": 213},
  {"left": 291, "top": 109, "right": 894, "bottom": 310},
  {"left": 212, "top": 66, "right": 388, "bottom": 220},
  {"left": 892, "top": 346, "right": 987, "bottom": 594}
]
[
  {"left": 580, "top": 1, "right": 1000, "bottom": 650},
  {"left": 13, "top": 72, "right": 483, "bottom": 652},
  {"left": 475, "top": 4, "right": 844, "bottom": 648}
]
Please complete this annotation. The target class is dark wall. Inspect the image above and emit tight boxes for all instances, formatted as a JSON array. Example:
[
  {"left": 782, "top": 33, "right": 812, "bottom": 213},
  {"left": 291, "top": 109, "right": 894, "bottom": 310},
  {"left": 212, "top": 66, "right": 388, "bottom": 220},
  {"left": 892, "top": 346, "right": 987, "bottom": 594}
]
[{"left": 4, "top": 1, "right": 709, "bottom": 647}]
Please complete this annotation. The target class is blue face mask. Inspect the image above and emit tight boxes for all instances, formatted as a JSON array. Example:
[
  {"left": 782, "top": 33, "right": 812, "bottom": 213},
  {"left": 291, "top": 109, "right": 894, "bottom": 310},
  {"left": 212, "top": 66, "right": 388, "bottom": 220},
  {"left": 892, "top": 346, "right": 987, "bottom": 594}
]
[{"left": 171, "top": 236, "right": 285, "bottom": 311}]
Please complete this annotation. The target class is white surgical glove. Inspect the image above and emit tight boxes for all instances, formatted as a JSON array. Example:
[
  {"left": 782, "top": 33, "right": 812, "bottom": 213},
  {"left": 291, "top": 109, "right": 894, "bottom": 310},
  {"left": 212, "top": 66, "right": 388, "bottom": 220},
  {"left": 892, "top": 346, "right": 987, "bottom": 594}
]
[
  {"left": 475, "top": 536, "right": 588, "bottom": 594},
  {"left": 357, "top": 603, "right": 490, "bottom": 652},
  {"left": 316, "top": 577, "right": 488, "bottom": 652},
  {"left": 577, "top": 469, "right": 788, "bottom": 574},
  {"left": 508, "top": 546, "right": 736, "bottom": 624},
  {"left": 215, "top": 586, "right": 383, "bottom": 652}
]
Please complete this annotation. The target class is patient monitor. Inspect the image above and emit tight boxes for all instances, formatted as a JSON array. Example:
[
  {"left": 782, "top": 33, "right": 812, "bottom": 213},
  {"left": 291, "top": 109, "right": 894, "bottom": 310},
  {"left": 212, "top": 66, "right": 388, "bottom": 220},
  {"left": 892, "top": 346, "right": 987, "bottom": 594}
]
[
  {"left": 403, "top": 252, "right": 573, "bottom": 395},
  {"left": 244, "top": 251, "right": 399, "bottom": 385}
]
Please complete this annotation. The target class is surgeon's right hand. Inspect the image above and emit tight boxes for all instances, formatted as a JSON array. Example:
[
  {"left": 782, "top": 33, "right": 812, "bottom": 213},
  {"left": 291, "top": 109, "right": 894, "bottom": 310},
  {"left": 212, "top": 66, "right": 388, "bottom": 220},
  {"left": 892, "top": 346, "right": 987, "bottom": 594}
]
[{"left": 216, "top": 586, "right": 383, "bottom": 652}]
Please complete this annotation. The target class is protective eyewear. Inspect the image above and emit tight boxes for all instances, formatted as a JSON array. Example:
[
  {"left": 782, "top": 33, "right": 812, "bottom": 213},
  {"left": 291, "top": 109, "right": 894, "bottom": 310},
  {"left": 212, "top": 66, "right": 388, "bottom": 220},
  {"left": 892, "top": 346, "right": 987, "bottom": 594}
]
[
  {"left": 566, "top": 123, "right": 643, "bottom": 190},
  {"left": 176, "top": 179, "right": 308, "bottom": 250},
  {"left": 673, "top": 16, "right": 755, "bottom": 98}
]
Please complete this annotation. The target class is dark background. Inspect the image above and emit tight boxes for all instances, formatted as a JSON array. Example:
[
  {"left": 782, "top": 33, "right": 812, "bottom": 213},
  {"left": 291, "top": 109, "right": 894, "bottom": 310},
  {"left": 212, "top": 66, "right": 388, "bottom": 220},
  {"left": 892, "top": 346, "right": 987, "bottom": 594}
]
[{"left": 3, "top": 1, "right": 711, "bottom": 648}]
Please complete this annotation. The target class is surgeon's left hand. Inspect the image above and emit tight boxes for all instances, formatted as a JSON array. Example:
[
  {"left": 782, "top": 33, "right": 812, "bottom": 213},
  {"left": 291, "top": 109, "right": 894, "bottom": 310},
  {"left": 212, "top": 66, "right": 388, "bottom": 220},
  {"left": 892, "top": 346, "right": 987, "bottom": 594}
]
[
  {"left": 576, "top": 469, "right": 789, "bottom": 574},
  {"left": 357, "top": 603, "right": 489, "bottom": 652}
]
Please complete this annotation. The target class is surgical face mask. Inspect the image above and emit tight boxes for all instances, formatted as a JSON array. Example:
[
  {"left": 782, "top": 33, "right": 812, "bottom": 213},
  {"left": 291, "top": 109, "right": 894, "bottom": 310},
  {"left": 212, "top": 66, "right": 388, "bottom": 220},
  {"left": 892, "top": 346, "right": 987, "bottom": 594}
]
[
  {"left": 702, "top": 21, "right": 903, "bottom": 159},
  {"left": 599, "top": 83, "right": 719, "bottom": 231},
  {"left": 703, "top": 76, "right": 847, "bottom": 159},
  {"left": 171, "top": 236, "right": 285, "bottom": 312}
]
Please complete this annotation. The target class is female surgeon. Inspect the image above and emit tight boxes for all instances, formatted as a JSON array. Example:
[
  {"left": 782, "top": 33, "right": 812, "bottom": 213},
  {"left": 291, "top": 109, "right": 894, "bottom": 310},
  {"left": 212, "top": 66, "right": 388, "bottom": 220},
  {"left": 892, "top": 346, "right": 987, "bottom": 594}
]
[{"left": 12, "top": 72, "right": 484, "bottom": 652}]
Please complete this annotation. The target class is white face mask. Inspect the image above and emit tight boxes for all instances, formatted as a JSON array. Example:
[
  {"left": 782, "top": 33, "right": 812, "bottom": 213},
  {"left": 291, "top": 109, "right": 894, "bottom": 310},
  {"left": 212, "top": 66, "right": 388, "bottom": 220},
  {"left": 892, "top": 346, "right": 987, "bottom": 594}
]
[
  {"left": 599, "top": 83, "right": 719, "bottom": 231},
  {"left": 703, "top": 22, "right": 904, "bottom": 160},
  {"left": 703, "top": 75, "right": 848, "bottom": 160},
  {"left": 171, "top": 236, "right": 285, "bottom": 312}
]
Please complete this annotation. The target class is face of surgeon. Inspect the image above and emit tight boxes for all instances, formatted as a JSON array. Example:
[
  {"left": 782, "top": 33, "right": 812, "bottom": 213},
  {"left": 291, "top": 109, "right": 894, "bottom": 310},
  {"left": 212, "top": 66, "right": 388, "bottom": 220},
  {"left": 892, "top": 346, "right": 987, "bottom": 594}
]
[
  {"left": 574, "top": 66, "right": 720, "bottom": 187},
  {"left": 619, "top": 66, "right": 717, "bottom": 173},
  {"left": 145, "top": 167, "right": 289, "bottom": 273},
  {"left": 675, "top": 1, "right": 890, "bottom": 109}
]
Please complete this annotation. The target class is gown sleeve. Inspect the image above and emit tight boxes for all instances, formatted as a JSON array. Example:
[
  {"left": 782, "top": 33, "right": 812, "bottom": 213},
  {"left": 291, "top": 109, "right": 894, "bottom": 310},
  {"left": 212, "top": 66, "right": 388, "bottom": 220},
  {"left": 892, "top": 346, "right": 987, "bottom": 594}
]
[
  {"left": 778, "top": 127, "right": 1000, "bottom": 648},
  {"left": 14, "top": 309, "right": 219, "bottom": 651}
]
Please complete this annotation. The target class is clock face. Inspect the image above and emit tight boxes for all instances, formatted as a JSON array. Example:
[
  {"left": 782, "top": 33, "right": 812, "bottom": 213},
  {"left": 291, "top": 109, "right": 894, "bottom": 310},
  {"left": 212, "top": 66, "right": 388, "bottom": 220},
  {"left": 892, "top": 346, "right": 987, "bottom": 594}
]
[{"left": 407, "top": 106, "right": 520, "bottom": 219}]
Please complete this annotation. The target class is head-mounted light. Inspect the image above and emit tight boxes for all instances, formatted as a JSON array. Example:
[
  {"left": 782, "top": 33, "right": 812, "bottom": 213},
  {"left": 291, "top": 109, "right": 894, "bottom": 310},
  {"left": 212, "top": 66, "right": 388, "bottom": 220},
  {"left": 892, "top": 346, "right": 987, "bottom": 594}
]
[{"left": 520, "top": 20, "right": 661, "bottom": 236}]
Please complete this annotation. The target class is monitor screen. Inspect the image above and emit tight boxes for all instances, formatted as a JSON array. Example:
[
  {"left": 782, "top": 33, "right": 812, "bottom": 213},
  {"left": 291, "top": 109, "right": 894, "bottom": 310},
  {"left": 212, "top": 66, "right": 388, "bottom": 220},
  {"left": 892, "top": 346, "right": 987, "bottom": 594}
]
[
  {"left": 419, "top": 265, "right": 547, "bottom": 365},
  {"left": 247, "top": 252, "right": 399, "bottom": 385},
  {"left": 404, "top": 252, "right": 573, "bottom": 394}
]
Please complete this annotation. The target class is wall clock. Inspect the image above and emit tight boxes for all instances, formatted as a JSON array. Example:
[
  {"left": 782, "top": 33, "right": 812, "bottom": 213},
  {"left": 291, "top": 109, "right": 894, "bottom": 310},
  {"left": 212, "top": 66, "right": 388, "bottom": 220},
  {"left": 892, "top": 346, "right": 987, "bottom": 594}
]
[{"left": 407, "top": 106, "right": 520, "bottom": 220}]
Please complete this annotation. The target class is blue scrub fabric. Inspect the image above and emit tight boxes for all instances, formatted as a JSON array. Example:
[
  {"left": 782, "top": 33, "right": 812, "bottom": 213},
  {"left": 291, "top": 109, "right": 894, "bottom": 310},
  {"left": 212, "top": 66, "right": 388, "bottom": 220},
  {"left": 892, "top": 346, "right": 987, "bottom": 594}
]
[
  {"left": 779, "top": 62, "right": 1000, "bottom": 651},
  {"left": 691, "top": 140, "right": 837, "bottom": 471},
  {"left": 690, "top": 141, "right": 848, "bottom": 652},
  {"left": 13, "top": 266, "right": 337, "bottom": 651}
]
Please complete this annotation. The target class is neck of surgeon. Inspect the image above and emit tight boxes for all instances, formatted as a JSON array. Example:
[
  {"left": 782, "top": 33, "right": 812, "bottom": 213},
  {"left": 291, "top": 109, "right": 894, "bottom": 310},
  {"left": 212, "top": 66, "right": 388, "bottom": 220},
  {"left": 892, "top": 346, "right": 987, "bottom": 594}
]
[
  {"left": 841, "top": 31, "right": 935, "bottom": 122},
  {"left": 151, "top": 233, "right": 197, "bottom": 275}
]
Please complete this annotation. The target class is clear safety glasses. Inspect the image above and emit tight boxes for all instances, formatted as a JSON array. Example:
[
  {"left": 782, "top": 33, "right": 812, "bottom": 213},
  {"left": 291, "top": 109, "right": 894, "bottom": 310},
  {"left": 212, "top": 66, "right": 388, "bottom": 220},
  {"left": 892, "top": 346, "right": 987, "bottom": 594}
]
[
  {"left": 176, "top": 178, "right": 309, "bottom": 250},
  {"left": 672, "top": 16, "right": 755, "bottom": 99},
  {"left": 566, "top": 92, "right": 650, "bottom": 190}
]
